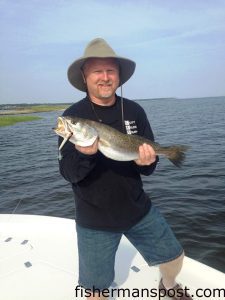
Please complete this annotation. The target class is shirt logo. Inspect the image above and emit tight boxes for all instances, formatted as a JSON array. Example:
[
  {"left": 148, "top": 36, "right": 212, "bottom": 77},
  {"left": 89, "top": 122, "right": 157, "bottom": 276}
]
[{"left": 124, "top": 120, "right": 138, "bottom": 135}]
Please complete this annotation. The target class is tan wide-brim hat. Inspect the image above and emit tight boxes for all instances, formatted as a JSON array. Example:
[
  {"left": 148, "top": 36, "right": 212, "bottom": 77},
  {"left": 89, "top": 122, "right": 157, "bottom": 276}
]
[{"left": 67, "top": 38, "right": 136, "bottom": 91}]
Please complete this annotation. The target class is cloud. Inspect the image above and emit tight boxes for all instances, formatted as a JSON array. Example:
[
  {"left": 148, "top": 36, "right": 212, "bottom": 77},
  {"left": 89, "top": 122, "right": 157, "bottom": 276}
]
[
  {"left": 1, "top": 0, "right": 225, "bottom": 51},
  {"left": 0, "top": 0, "right": 225, "bottom": 102}
]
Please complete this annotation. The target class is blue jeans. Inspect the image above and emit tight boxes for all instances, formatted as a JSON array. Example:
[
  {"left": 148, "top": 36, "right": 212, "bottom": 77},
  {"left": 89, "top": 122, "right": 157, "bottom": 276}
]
[{"left": 76, "top": 205, "right": 183, "bottom": 290}]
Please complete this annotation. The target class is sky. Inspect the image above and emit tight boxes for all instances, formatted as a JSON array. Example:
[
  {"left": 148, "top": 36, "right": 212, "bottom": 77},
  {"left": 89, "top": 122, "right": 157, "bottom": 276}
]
[{"left": 0, "top": 0, "right": 225, "bottom": 104}]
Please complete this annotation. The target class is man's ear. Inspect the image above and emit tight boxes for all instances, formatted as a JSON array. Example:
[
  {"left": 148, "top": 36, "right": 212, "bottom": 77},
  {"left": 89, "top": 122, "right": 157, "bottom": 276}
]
[{"left": 81, "top": 70, "right": 86, "bottom": 84}]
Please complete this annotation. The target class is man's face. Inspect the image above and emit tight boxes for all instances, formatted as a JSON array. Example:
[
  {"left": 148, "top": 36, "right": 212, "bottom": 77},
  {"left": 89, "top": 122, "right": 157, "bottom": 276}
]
[{"left": 82, "top": 58, "right": 120, "bottom": 104}]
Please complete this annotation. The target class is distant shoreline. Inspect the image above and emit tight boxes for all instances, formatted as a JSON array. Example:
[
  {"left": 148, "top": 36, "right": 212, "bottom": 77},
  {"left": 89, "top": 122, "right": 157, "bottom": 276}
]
[
  {"left": 1, "top": 95, "right": 224, "bottom": 108},
  {"left": 1, "top": 96, "right": 225, "bottom": 115},
  {"left": 0, "top": 104, "right": 70, "bottom": 115},
  {"left": 0, "top": 104, "right": 70, "bottom": 126}
]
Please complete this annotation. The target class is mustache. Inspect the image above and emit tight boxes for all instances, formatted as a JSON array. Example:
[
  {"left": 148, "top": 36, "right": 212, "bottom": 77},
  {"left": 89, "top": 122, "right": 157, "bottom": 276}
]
[{"left": 97, "top": 81, "right": 113, "bottom": 85}]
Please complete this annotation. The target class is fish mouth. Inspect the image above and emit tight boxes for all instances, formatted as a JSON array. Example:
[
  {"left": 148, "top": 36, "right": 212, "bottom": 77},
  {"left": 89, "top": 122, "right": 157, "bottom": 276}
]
[
  {"left": 53, "top": 117, "right": 65, "bottom": 134},
  {"left": 53, "top": 117, "right": 74, "bottom": 151}
]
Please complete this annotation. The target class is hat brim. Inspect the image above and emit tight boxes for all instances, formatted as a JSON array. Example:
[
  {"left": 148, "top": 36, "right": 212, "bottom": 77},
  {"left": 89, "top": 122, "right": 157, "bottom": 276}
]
[{"left": 67, "top": 56, "right": 136, "bottom": 92}]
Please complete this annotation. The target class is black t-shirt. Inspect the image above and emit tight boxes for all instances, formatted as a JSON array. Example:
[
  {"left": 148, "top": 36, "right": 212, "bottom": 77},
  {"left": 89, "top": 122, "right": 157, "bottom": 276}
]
[{"left": 59, "top": 95, "right": 158, "bottom": 231}]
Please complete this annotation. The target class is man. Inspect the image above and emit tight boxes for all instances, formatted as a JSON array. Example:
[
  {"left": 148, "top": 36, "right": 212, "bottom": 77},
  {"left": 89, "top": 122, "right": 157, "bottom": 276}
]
[{"left": 59, "top": 38, "right": 192, "bottom": 300}]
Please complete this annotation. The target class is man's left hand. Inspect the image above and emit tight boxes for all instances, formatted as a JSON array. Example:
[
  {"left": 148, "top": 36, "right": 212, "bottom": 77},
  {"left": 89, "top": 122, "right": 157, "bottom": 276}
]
[{"left": 134, "top": 143, "right": 156, "bottom": 166}]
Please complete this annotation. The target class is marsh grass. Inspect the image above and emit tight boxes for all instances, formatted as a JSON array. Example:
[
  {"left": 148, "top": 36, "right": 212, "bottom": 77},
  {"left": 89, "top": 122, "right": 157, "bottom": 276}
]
[
  {"left": 0, "top": 104, "right": 69, "bottom": 115},
  {"left": 25, "top": 104, "right": 69, "bottom": 113},
  {"left": 0, "top": 115, "right": 42, "bottom": 127}
]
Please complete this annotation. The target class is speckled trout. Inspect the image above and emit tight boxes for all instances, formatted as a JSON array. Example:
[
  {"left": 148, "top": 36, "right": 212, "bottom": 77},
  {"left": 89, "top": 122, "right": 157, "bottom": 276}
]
[{"left": 54, "top": 116, "right": 189, "bottom": 167}]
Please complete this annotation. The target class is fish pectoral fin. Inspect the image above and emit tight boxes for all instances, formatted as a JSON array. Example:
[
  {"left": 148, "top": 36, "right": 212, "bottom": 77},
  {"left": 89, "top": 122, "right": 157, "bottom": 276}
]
[
  {"left": 75, "top": 136, "right": 98, "bottom": 147},
  {"left": 98, "top": 139, "right": 111, "bottom": 148}
]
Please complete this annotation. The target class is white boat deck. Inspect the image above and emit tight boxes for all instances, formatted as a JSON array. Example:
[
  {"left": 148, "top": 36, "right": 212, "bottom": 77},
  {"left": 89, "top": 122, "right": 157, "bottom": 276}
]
[{"left": 0, "top": 214, "right": 224, "bottom": 300}]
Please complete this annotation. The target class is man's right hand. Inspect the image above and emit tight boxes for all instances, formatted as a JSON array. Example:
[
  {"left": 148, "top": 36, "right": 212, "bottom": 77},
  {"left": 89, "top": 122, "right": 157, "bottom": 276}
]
[{"left": 75, "top": 138, "right": 98, "bottom": 155}]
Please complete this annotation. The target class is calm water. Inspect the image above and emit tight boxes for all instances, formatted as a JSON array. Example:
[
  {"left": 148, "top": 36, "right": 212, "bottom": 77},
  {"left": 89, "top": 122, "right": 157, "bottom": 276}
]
[{"left": 0, "top": 97, "right": 225, "bottom": 272}]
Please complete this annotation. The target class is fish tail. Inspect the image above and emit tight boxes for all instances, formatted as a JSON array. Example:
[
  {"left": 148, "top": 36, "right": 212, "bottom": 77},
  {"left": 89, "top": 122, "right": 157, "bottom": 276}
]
[{"left": 164, "top": 145, "right": 189, "bottom": 167}]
